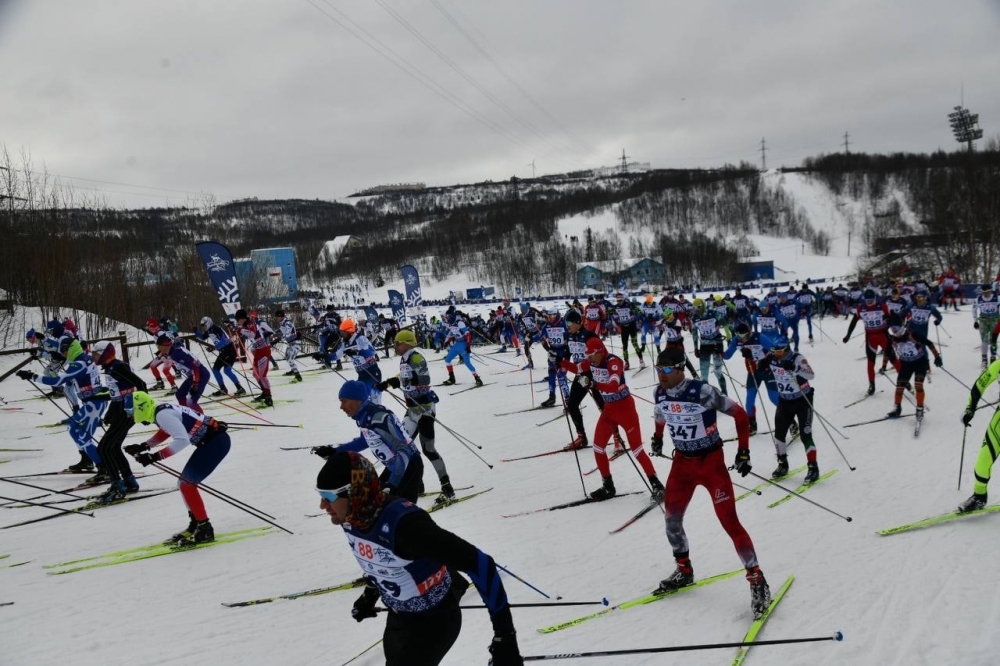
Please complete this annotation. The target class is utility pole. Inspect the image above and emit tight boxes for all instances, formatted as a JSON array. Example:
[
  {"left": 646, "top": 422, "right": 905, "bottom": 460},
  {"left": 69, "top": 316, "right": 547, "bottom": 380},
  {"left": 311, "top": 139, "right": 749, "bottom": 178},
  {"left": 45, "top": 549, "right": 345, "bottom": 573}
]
[
  {"left": 527, "top": 159, "right": 536, "bottom": 178},
  {"left": 620, "top": 148, "right": 629, "bottom": 174},
  {"left": 843, "top": 131, "right": 850, "bottom": 154},
  {"left": 759, "top": 138, "right": 767, "bottom": 171}
]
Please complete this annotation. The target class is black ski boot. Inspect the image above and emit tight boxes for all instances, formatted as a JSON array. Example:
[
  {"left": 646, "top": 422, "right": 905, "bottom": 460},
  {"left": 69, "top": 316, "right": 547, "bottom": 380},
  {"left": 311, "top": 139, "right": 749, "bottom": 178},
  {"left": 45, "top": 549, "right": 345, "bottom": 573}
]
[
  {"left": 771, "top": 454, "right": 789, "bottom": 479},
  {"left": 232, "top": 385, "right": 246, "bottom": 397},
  {"left": 283, "top": 370, "right": 297, "bottom": 376},
  {"left": 260, "top": 393, "right": 274, "bottom": 407},
  {"left": 85, "top": 468, "right": 111, "bottom": 486},
  {"left": 293, "top": 372, "right": 303, "bottom": 382},
  {"left": 915, "top": 406, "right": 924, "bottom": 421},
  {"left": 747, "top": 566, "right": 772, "bottom": 619},
  {"left": 122, "top": 474, "right": 140, "bottom": 494},
  {"left": 958, "top": 493, "right": 987, "bottom": 513},
  {"left": 168, "top": 511, "right": 198, "bottom": 545},
  {"left": 648, "top": 475, "right": 665, "bottom": 502},
  {"left": 210, "top": 389, "right": 228, "bottom": 398},
  {"left": 654, "top": 559, "right": 694, "bottom": 594},
  {"left": 152, "top": 379, "right": 165, "bottom": 391},
  {"left": 97, "top": 480, "right": 127, "bottom": 505},
  {"left": 474, "top": 375, "right": 484, "bottom": 387},
  {"left": 434, "top": 479, "right": 457, "bottom": 506},
  {"left": 804, "top": 461, "right": 820, "bottom": 484},
  {"left": 748, "top": 417, "right": 758, "bottom": 435},
  {"left": 886, "top": 404, "right": 902, "bottom": 419},
  {"left": 67, "top": 453, "right": 95, "bottom": 473},
  {"left": 165, "top": 386, "right": 178, "bottom": 396},
  {"left": 441, "top": 374, "right": 457, "bottom": 386},
  {"left": 176, "top": 519, "right": 215, "bottom": 546},
  {"left": 540, "top": 394, "right": 557, "bottom": 408},
  {"left": 867, "top": 382, "right": 876, "bottom": 396},
  {"left": 589, "top": 476, "right": 616, "bottom": 501}
]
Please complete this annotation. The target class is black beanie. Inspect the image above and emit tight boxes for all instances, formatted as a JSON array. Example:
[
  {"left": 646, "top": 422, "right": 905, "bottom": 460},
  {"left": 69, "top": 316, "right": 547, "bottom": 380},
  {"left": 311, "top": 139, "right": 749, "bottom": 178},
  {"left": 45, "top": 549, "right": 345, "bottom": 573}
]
[
  {"left": 316, "top": 451, "right": 353, "bottom": 492},
  {"left": 657, "top": 347, "right": 686, "bottom": 368}
]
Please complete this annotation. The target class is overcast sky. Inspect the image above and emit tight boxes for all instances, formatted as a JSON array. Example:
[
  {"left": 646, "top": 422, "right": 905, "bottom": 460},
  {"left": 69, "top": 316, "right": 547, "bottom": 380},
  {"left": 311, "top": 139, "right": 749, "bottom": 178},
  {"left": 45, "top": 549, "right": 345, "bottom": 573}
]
[{"left": 2, "top": 0, "right": 998, "bottom": 208}]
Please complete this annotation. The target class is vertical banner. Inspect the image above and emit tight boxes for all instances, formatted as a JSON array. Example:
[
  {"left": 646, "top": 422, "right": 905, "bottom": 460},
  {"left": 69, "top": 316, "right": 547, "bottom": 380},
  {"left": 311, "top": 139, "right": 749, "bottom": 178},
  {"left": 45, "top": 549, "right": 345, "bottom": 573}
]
[
  {"left": 401, "top": 264, "right": 422, "bottom": 309},
  {"left": 195, "top": 241, "right": 242, "bottom": 317},
  {"left": 388, "top": 290, "right": 406, "bottom": 323},
  {"left": 363, "top": 306, "right": 379, "bottom": 323}
]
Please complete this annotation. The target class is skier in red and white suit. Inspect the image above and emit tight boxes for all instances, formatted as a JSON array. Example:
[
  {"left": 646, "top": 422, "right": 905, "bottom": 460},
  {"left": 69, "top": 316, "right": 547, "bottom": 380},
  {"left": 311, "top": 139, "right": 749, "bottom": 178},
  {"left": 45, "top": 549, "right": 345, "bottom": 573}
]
[
  {"left": 583, "top": 297, "right": 606, "bottom": 337},
  {"left": 561, "top": 337, "right": 663, "bottom": 501},
  {"left": 235, "top": 309, "right": 275, "bottom": 407},
  {"left": 842, "top": 288, "right": 899, "bottom": 395}
]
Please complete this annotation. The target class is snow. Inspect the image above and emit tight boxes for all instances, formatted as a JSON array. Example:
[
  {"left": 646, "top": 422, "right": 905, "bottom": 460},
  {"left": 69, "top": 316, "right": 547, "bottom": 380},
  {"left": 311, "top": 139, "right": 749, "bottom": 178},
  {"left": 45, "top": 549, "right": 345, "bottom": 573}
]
[{"left": 2, "top": 304, "right": 998, "bottom": 665}]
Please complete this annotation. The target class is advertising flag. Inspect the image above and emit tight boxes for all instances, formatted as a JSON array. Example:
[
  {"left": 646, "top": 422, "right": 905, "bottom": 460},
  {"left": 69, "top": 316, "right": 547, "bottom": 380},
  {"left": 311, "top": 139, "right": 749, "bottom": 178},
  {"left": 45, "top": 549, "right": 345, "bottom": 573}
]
[
  {"left": 401, "top": 265, "right": 422, "bottom": 308},
  {"left": 388, "top": 290, "right": 406, "bottom": 322},
  {"left": 195, "top": 241, "right": 242, "bottom": 317}
]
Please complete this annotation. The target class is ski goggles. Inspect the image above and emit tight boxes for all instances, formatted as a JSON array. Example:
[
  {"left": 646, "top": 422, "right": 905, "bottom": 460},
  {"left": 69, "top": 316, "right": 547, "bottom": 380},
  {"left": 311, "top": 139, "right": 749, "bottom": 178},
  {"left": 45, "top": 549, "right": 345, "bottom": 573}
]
[
  {"left": 655, "top": 364, "right": 684, "bottom": 376},
  {"left": 316, "top": 484, "right": 351, "bottom": 503}
]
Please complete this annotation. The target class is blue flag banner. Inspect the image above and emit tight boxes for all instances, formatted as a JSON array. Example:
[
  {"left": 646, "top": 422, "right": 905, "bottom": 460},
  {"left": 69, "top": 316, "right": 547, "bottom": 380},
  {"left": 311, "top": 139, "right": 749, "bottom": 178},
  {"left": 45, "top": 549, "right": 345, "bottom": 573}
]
[
  {"left": 401, "top": 265, "right": 422, "bottom": 308},
  {"left": 363, "top": 306, "right": 379, "bottom": 323},
  {"left": 388, "top": 290, "right": 406, "bottom": 322},
  {"left": 195, "top": 241, "right": 242, "bottom": 317}
]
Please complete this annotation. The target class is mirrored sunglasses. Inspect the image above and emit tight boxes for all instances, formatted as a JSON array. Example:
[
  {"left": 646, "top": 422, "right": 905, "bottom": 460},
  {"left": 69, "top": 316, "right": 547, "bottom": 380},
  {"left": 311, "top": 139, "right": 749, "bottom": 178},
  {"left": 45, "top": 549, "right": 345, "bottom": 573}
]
[{"left": 316, "top": 484, "right": 351, "bottom": 503}]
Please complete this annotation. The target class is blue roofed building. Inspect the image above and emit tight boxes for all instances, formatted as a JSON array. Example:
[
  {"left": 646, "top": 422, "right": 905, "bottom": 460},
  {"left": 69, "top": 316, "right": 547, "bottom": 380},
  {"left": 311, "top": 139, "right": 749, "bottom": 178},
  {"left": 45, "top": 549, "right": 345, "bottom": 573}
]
[{"left": 249, "top": 247, "right": 299, "bottom": 303}]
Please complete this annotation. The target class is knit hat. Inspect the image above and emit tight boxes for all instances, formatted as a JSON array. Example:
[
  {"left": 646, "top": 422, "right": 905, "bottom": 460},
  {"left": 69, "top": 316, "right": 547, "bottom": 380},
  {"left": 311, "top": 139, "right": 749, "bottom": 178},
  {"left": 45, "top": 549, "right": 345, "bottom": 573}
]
[
  {"left": 657, "top": 347, "right": 686, "bottom": 368},
  {"left": 394, "top": 329, "right": 417, "bottom": 347},
  {"left": 338, "top": 380, "right": 368, "bottom": 402},
  {"left": 585, "top": 337, "right": 607, "bottom": 356},
  {"left": 317, "top": 451, "right": 387, "bottom": 529}
]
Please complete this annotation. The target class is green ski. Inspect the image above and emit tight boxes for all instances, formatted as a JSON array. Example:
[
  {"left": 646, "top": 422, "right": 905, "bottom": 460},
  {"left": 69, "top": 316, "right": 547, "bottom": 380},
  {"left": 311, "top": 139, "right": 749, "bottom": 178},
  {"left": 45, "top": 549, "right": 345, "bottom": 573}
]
[
  {"left": 732, "top": 574, "right": 795, "bottom": 666},
  {"left": 427, "top": 488, "right": 493, "bottom": 513},
  {"left": 735, "top": 466, "right": 807, "bottom": 501},
  {"left": 537, "top": 569, "right": 743, "bottom": 634},
  {"left": 767, "top": 470, "right": 838, "bottom": 508},
  {"left": 46, "top": 527, "right": 274, "bottom": 574},
  {"left": 222, "top": 577, "right": 367, "bottom": 607},
  {"left": 878, "top": 504, "right": 1000, "bottom": 536}
]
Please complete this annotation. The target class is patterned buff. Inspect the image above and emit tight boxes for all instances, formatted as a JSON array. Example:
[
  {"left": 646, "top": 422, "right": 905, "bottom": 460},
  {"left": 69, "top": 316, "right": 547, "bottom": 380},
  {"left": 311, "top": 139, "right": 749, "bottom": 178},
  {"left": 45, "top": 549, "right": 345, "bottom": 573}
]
[{"left": 345, "top": 451, "right": 389, "bottom": 530}]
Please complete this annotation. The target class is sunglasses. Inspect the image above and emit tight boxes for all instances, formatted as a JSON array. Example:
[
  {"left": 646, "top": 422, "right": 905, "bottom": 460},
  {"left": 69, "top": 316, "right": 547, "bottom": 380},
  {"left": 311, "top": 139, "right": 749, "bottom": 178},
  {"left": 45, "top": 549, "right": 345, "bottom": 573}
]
[
  {"left": 655, "top": 365, "right": 684, "bottom": 376},
  {"left": 316, "top": 484, "right": 351, "bottom": 503}
]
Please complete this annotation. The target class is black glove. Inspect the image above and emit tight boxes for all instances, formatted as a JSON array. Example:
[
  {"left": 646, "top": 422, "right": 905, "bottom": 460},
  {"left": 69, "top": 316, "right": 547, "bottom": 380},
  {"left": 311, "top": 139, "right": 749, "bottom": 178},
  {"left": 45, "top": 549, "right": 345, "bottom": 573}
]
[
  {"left": 842, "top": 335, "right": 849, "bottom": 344},
  {"left": 123, "top": 443, "right": 149, "bottom": 456},
  {"left": 934, "top": 320, "right": 940, "bottom": 326},
  {"left": 351, "top": 585, "right": 379, "bottom": 623},
  {"left": 756, "top": 356, "right": 772, "bottom": 372},
  {"left": 734, "top": 448, "right": 752, "bottom": 477},
  {"left": 377, "top": 377, "right": 400, "bottom": 391},
  {"left": 651, "top": 434, "right": 663, "bottom": 456},
  {"left": 28, "top": 347, "right": 39, "bottom": 357},
  {"left": 740, "top": 347, "right": 753, "bottom": 359},
  {"left": 934, "top": 355, "right": 943, "bottom": 367},
  {"left": 974, "top": 321, "right": 980, "bottom": 330},
  {"left": 15, "top": 370, "right": 34, "bottom": 381},
  {"left": 135, "top": 451, "right": 160, "bottom": 467},
  {"left": 488, "top": 631, "right": 523, "bottom": 666},
  {"left": 693, "top": 347, "right": 701, "bottom": 358},
  {"left": 312, "top": 445, "right": 335, "bottom": 459},
  {"left": 962, "top": 409, "right": 975, "bottom": 427}
]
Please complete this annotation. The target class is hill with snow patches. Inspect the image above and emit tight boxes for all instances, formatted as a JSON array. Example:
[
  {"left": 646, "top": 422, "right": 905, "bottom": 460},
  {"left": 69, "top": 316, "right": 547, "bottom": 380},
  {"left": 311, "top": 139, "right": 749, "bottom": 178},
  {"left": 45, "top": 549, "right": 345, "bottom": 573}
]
[{"left": 2, "top": 293, "right": 999, "bottom": 664}]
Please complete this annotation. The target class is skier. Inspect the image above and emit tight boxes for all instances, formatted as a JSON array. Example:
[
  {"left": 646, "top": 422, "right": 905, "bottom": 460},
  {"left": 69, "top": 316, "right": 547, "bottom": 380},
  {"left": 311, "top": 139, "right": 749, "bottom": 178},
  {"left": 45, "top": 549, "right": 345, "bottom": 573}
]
[
  {"left": 234, "top": 309, "right": 275, "bottom": 407},
  {"left": 194, "top": 316, "right": 246, "bottom": 397},
  {"left": 639, "top": 294, "right": 663, "bottom": 353},
  {"left": 316, "top": 451, "right": 522, "bottom": 665},
  {"left": 534, "top": 308, "right": 571, "bottom": 408},
  {"left": 145, "top": 316, "right": 178, "bottom": 395},
  {"left": 583, "top": 296, "right": 606, "bottom": 337},
  {"left": 562, "top": 309, "right": 615, "bottom": 451},
  {"left": 271, "top": 309, "right": 303, "bottom": 382},
  {"left": 690, "top": 298, "right": 728, "bottom": 395},
  {"left": 906, "top": 288, "right": 943, "bottom": 341},
  {"left": 124, "top": 391, "right": 231, "bottom": 545},
  {"left": 938, "top": 267, "right": 962, "bottom": 311},
  {"left": 958, "top": 357, "right": 1000, "bottom": 511},
  {"left": 796, "top": 284, "right": 816, "bottom": 343},
  {"left": 339, "top": 318, "right": 384, "bottom": 403},
  {"left": 15, "top": 335, "right": 109, "bottom": 475},
  {"left": 775, "top": 292, "right": 802, "bottom": 352},
  {"left": 973, "top": 283, "right": 999, "bottom": 369},
  {"left": 378, "top": 329, "right": 456, "bottom": 505},
  {"left": 649, "top": 347, "right": 771, "bottom": 618},
  {"left": 755, "top": 336, "right": 820, "bottom": 482},
  {"left": 155, "top": 332, "right": 210, "bottom": 414},
  {"left": 610, "top": 293, "right": 644, "bottom": 370},
  {"left": 440, "top": 307, "right": 484, "bottom": 388},
  {"left": 723, "top": 322, "right": 779, "bottom": 435},
  {"left": 660, "top": 310, "right": 700, "bottom": 379},
  {"left": 885, "top": 320, "right": 942, "bottom": 422},
  {"left": 843, "top": 288, "right": 899, "bottom": 395},
  {"left": 90, "top": 341, "right": 146, "bottom": 502},
  {"left": 560, "top": 337, "right": 664, "bottom": 501},
  {"left": 516, "top": 302, "right": 543, "bottom": 369},
  {"left": 313, "top": 380, "right": 423, "bottom": 501}
]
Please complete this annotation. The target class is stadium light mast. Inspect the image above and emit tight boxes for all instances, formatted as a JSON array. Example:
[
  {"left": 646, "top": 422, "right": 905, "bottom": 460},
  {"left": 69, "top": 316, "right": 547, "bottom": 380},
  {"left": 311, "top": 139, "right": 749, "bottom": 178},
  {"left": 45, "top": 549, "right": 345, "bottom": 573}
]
[{"left": 948, "top": 105, "right": 984, "bottom": 152}]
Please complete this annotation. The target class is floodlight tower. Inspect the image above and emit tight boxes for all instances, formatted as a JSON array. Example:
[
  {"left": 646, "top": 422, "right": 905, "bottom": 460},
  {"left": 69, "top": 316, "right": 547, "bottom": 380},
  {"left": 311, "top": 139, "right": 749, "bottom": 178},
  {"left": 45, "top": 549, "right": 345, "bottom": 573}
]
[{"left": 948, "top": 105, "right": 984, "bottom": 151}]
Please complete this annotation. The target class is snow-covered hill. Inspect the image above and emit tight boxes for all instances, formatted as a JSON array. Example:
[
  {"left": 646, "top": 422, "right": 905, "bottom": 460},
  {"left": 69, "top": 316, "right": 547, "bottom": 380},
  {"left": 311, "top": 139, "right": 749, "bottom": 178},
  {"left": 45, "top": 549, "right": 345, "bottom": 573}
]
[{"left": 2, "top": 302, "right": 998, "bottom": 665}]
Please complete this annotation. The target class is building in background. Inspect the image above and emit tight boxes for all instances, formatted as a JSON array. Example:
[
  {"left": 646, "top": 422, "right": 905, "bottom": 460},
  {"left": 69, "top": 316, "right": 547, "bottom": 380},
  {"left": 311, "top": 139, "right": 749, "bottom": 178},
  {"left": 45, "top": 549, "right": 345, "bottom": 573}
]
[{"left": 249, "top": 247, "right": 299, "bottom": 303}]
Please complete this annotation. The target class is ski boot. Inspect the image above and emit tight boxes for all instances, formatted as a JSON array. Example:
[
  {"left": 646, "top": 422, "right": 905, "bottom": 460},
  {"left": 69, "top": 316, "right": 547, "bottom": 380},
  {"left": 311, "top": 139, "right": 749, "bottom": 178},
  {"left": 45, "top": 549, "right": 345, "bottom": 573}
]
[
  {"left": 886, "top": 404, "right": 902, "bottom": 419},
  {"left": 648, "top": 475, "right": 665, "bottom": 502},
  {"left": 540, "top": 394, "right": 556, "bottom": 408},
  {"left": 97, "top": 480, "right": 128, "bottom": 505},
  {"left": 771, "top": 454, "right": 789, "bottom": 480},
  {"left": 233, "top": 386, "right": 247, "bottom": 397},
  {"left": 915, "top": 406, "right": 924, "bottom": 422},
  {"left": 293, "top": 372, "right": 303, "bottom": 383},
  {"left": 176, "top": 519, "right": 215, "bottom": 546},
  {"left": 983, "top": 356, "right": 989, "bottom": 371},
  {"left": 165, "top": 386, "right": 178, "bottom": 396},
  {"left": 122, "top": 474, "right": 140, "bottom": 494},
  {"left": 789, "top": 421, "right": 799, "bottom": 438},
  {"left": 441, "top": 375, "right": 457, "bottom": 386},
  {"left": 283, "top": 370, "right": 296, "bottom": 376},
  {"left": 67, "top": 453, "right": 95, "bottom": 473},
  {"left": 434, "top": 479, "right": 457, "bottom": 507},
  {"left": 515, "top": 348, "right": 522, "bottom": 358},
  {"left": 654, "top": 560, "right": 694, "bottom": 594},
  {"left": 566, "top": 433, "right": 588, "bottom": 451},
  {"left": 210, "top": 389, "right": 228, "bottom": 398},
  {"left": 624, "top": 359, "right": 631, "bottom": 371},
  {"left": 335, "top": 360, "right": 343, "bottom": 371},
  {"left": 85, "top": 469, "right": 111, "bottom": 486},
  {"left": 747, "top": 566, "right": 772, "bottom": 619},
  {"left": 152, "top": 379, "right": 165, "bottom": 391},
  {"left": 167, "top": 512, "right": 198, "bottom": 545},
  {"left": 958, "top": 493, "right": 987, "bottom": 513},
  {"left": 719, "top": 376, "right": 728, "bottom": 396},
  {"left": 878, "top": 365, "right": 887, "bottom": 375},
  {"left": 748, "top": 417, "right": 758, "bottom": 436},
  {"left": 498, "top": 345, "right": 507, "bottom": 353},
  {"left": 804, "top": 461, "right": 820, "bottom": 484},
  {"left": 867, "top": 382, "right": 876, "bottom": 396},
  {"left": 259, "top": 393, "right": 274, "bottom": 408},
  {"left": 474, "top": 375, "right": 484, "bottom": 387},
  {"left": 589, "top": 476, "right": 616, "bottom": 501}
]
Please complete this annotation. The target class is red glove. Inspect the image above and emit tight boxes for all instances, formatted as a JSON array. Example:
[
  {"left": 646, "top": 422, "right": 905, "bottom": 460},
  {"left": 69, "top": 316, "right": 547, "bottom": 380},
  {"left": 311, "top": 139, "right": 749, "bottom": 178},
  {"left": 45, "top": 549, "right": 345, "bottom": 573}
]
[{"left": 560, "top": 360, "right": 576, "bottom": 373}]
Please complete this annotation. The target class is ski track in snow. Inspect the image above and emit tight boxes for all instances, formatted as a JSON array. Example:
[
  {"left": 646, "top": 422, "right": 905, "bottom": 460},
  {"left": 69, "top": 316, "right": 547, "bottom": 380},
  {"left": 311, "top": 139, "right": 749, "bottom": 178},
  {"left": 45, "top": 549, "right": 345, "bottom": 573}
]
[{"left": 3, "top": 304, "right": 1000, "bottom": 665}]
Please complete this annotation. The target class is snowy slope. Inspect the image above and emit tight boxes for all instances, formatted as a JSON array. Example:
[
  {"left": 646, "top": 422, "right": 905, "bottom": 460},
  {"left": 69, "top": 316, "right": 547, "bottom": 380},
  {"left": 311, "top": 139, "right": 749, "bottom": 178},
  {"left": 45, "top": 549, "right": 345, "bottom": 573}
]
[{"left": 2, "top": 308, "right": 997, "bottom": 665}]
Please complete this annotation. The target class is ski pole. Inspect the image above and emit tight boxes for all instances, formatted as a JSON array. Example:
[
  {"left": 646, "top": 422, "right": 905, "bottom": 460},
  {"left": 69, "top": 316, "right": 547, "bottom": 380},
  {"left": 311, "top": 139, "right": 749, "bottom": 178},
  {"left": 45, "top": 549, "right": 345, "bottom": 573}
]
[
  {"left": 812, "top": 318, "right": 834, "bottom": 343},
  {"left": 221, "top": 421, "right": 303, "bottom": 429},
  {"left": 938, "top": 322, "right": 952, "bottom": 339},
  {"left": 0, "top": 494, "right": 94, "bottom": 518},
  {"left": 719, "top": 359, "right": 745, "bottom": 411},
  {"left": 959, "top": 425, "right": 968, "bottom": 491},
  {"left": 798, "top": 387, "right": 856, "bottom": 471},
  {"left": 496, "top": 563, "right": 558, "bottom": 600},
  {"left": 0, "top": 477, "right": 90, "bottom": 502},
  {"left": 521, "top": 632, "right": 844, "bottom": 660},
  {"left": 375, "top": 599, "right": 610, "bottom": 613},
  {"left": 745, "top": 470, "right": 852, "bottom": 521},
  {"left": 937, "top": 366, "right": 972, "bottom": 392},
  {"left": 150, "top": 461, "right": 289, "bottom": 530},
  {"left": 557, "top": 387, "right": 588, "bottom": 501}
]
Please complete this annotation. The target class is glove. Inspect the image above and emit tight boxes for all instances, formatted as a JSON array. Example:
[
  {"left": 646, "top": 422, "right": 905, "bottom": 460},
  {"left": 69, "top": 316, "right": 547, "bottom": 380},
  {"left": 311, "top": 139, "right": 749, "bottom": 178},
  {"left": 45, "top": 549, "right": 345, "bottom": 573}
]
[
  {"left": 934, "top": 355, "right": 943, "bottom": 367},
  {"left": 351, "top": 585, "right": 379, "bottom": 623},
  {"left": 312, "top": 445, "right": 335, "bottom": 459},
  {"left": 962, "top": 409, "right": 975, "bottom": 427},
  {"left": 15, "top": 370, "right": 34, "bottom": 381},
  {"left": 693, "top": 347, "right": 701, "bottom": 358},
  {"left": 123, "top": 443, "right": 149, "bottom": 456},
  {"left": 28, "top": 347, "right": 39, "bottom": 357},
  {"left": 651, "top": 434, "right": 663, "bottom": 456},
  {"left": 740, "top": 347, "right": 753, "bottom": 360},
  {"left": 974, "top": 322, "right": 980, "bottom": 330},
  {"left": 376, "top": 380, "right": 389, "bottom": 392},
  {"left": 560, "top": 360, "right": 575, "bottom": 373},
  {"left": 578, "top": 374, "right": 590, "bottom": 389},
  {"left": 756, "top": 356, "right": 772, "bottom": 372},
  {"left": 488, "top": 631, "right": 523, "bottom": 666},
  {"left": 842, "top": 336, "right": 849, "bottom": 344},
  {"left": 934, "top": 320, "right": 940, "bottom": 326},
  {"left": 384, "top": 377, "right": 400, "bottom": 390},
  {"left": 734, "top": 448, "right": 752, "bottom": 477},
  {"left": 135, "top": 451, "right": 160, "bottom": 467}
]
